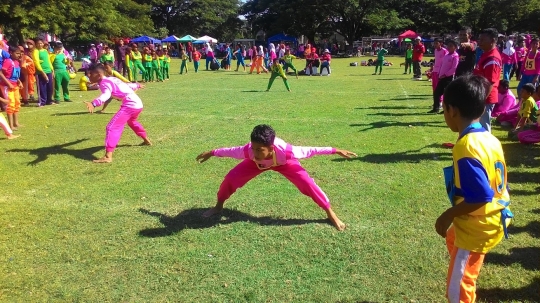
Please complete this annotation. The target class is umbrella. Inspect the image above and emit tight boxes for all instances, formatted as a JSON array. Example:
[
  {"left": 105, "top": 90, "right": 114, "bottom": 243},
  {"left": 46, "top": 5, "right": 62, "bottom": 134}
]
[
  {"left": 162, "top": 35, "right": 180, "bottom": 42},
  {"left": 178, "top": 35, "right": 197, "bottom": 42}
]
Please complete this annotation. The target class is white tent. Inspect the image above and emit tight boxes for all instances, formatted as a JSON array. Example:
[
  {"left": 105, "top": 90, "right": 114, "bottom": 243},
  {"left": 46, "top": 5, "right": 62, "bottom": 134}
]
[{"left": 194, "top": 35, "right": 218, "bottom": 43}]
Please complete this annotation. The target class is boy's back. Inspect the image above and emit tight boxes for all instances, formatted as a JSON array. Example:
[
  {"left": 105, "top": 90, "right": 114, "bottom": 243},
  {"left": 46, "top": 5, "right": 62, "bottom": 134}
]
[{"left": 452, "top": 123, "right": 509, "bottom": 253}]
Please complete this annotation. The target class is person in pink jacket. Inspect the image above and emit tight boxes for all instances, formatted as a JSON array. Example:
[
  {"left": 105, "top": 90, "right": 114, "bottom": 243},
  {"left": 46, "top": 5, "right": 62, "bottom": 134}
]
[
  {"left": 196, "top": 124, "right": 357, "bottom": 231},
  {"left": 432, "top": 38, "right": 448, "bottom": 93},
  {"left": 492, "top": 80, "right": 517, "bottom": 117},
  {"left": 84, "top": 63, "right": 152, "bottom": 163}
]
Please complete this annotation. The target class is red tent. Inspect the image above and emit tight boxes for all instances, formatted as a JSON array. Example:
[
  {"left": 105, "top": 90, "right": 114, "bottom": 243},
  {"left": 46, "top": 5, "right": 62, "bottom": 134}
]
[{"left": 398, "top": 30, "right": 417, "bottom": 41}]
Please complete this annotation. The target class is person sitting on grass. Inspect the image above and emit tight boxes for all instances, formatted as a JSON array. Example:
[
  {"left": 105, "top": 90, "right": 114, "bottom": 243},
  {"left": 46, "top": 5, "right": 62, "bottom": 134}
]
[
  {"left": 266, "top": 58, "right": 291, "bottom": 92},
  {"left": 517, "top": 107, "right": 540, "bottom": 144},
  {"left": 492, "top": 79, "right": 517, "bottom": 118},
  {"left": 79, "top": 69, "right": 99, "bottom": 91},
  {"left": 436, "top": 74, "right": 512, "bottom": 303},
  {"left": 195, "top": 124, "right": 357, "bottom": 231},
  {"left": 320, "top": 49, "right": 332, "bottom": 75},
  {"left": 508, "top": 83, "right": 538, "bottom": 139}
]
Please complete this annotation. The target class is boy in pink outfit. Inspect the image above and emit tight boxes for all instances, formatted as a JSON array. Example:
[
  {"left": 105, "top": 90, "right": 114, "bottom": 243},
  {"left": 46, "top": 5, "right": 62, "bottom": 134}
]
[
  {"left": 432, "top": 38, "right": 448, "bottom": 92},
  {"left": 196, "top": 124, "right": 357, "bottom": 231},
  {"left": 84, "top": 64, "right": 151, "bottom": 163},
  {"left": 429, "top": 40, "right": 458, "bottom": 113},
  {"left": 492, "top": 80, "right": 517, "bottom": 117}
]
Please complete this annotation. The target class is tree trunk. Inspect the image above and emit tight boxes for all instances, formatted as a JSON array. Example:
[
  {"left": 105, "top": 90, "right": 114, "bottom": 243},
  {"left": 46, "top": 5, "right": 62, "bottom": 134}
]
[{"left": 16, "top": 27, "right": 25, "bottom": 47}]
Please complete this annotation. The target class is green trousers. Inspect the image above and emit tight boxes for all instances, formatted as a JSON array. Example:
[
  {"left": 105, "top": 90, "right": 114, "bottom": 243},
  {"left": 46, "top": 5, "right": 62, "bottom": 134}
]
[
  {"left": 144, "top": 63, "right": 153, "bottom": 81},
  {"left": 374, "top": 60, "right": 384, "bottom": 74},
  {"left": 267, "top": 72, "right": 290, "bottom": 91},
  {"left": 132, "top": 60, "right": 145, "bottom": 82},
  {"left": 180, "top": 60, "right": 188, "bottom": 74},
  {"left": 283, "top": 62, "right": 297, "bottom": 74},
  {"left": 152, "top": 62, "right": 163, "bottom": 81},
  {"left": 53, "top": 70, "right": 70, "bottom": 101},
  {"left": 194, "top": 61, "right": 200, "bottom": 72},
  {"left": 162, "top": 63, "right": 169, "bottom": 79}
]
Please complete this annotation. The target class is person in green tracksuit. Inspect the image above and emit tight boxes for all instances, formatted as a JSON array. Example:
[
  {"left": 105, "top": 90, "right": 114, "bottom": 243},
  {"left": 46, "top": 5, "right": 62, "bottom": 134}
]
[
  {"left": 373, "top": 47, "right": 388, "bottom": 75},
  {"left": 266, "top": 58, "right": 290, "bottom": 92},
  {"left": 282, "top": 49, "right": 298, "bottom": 79},
  {"left": 124, "top": 46, "right": 133, "bottom": 82},
  {"left": 51, "top": 42, "right": 71, "bottom": 103},
  {"left": 130, "top": 45, "right": 145, "bottom": 82},
  {"left": 151, "top": 50, "right": 163, "bottom": 82},
  {"left": 162, "top": 53, "right": 170, "bottom": 80},
  {"left": 143, "top": 50, "right": 153, "bottom": 82},
  {"left": 404, "top": 43, "right": 413, "bottom": 74},
  {"left": 157, "top": 49, "right": 165, "bottom": 79},
  {"left": 180, "top": 50, "right": 189, "bottom": 74}
]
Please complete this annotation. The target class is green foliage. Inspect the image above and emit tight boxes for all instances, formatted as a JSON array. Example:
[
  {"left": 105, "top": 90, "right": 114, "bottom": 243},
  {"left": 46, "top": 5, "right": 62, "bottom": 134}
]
[{"left": 0, "top": 0, "right": 154, "bottom": 44}]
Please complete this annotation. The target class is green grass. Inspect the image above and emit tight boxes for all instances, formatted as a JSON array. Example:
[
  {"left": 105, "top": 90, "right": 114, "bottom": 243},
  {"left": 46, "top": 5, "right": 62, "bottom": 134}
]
[{"left": 0, "top": 58, "right": 538, "bottom": 302}]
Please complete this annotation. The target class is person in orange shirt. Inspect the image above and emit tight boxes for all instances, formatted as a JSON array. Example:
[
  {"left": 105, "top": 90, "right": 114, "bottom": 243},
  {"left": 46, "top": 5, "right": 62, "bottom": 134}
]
[
  {"left": 20, "top": 43, "right": 36, "bottom": 106},
  {"left": 192, "top": 48, "right": 201, "bottom": 73}
]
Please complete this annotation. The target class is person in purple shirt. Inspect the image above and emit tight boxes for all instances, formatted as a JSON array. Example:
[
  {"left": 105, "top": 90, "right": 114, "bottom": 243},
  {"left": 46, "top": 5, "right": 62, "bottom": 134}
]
[{"left": 114, "top": 39, "right": 127, "bottom": 77}]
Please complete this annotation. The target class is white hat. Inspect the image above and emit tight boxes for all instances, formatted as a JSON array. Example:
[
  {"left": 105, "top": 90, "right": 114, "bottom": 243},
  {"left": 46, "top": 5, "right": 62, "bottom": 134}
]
[
  {"left": 324, "top": 49, "right": 330, "bottom": 53},
  {"left": 415, "top": 36, "right": 421, "bottom": 40}
]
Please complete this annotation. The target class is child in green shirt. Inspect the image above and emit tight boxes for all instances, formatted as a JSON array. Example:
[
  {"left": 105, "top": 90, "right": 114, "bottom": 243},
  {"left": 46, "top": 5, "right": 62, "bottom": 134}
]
[
  {"left": 266, "top": 59, "right": 290, "bottom": 92},
  {"left": 373, "top": 48, "right": 388, "bottom": 75},
  {"left": 404, "top": 43, "right": 413, "bottom": 74}
]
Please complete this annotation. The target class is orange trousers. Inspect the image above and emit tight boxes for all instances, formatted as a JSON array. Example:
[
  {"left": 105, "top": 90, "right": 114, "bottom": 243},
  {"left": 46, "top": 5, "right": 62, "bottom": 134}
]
[
  {"left": 249, "top": 57, "right": 267, "bottom": 74},
  {"left": 1, "top": 86, "right": 21, "bottom": 114},
  {"left": 445, "top": 226, "right": 485, "bottom": 303}
]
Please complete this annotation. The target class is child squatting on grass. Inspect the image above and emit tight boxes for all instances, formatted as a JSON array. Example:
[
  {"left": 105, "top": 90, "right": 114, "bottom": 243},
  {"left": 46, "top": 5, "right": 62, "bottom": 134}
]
[
  {"left": 196, "top": 124, "right": 357, "bottom": 231},
  {"left": 436, "top": 74, "right": 513, "bottom": 302}
]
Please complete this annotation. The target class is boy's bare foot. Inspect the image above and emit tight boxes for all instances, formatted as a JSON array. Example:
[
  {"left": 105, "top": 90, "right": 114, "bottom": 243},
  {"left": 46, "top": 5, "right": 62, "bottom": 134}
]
[
  {"left": 202, "top": 206, "right": 223, "bottom": 218},
  {"left": 7, "top": 134, "right": 20, "bottom": 139},
  {"left": 326, "top": 208, "right": 346, "bottom": 231},
  {"left": 11, "top": 127, "right": 18, "bottom": 131},
  {"left": 93, "top": 156, "right": 112, "bottom": 163},
  {"left": 141, "top": 138, "right": 152, "bottom": 146}
]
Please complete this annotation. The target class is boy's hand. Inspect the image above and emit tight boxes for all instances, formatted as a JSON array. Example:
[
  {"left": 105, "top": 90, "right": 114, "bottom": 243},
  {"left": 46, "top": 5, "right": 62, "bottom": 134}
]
[
  {"left": 196, "top": 151, "right": 213, "bottom": 163},
  {"left": 335, "top": 149, "right": 357, "bottom": 158},
  {"left": 435, "top": 210, "right": 453, "bottom": 237},
  {"left": 85, "top": 102, "right": 95, "bottom": 114}
]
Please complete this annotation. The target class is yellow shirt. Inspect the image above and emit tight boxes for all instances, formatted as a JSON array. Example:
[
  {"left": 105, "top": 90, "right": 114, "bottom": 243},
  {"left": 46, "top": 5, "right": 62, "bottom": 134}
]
[
  {"left": 79, "top": 76, "right": 89, "bottom": 91},
  {"left": 451, "top": 123, "right": 510, "bottom": 253},
  {"left": 109, "top": 70, "right": 130, "bottom": 83}
]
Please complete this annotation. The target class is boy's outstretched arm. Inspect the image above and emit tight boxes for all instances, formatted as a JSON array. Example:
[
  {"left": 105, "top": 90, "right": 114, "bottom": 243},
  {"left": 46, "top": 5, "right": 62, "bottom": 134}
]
[
  {"left": 196, "top": 151, "right": 213, "bottom": 163},
  {"left": 197, "top": 145, "right": 246, "bottom": 163},
  {"left": 292, "top": 146, "right": 357, "bottom": 159}
]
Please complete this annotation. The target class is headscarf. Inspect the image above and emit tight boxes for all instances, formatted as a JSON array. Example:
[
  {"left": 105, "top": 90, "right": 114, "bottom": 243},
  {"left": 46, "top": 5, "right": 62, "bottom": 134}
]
[
  {"left": 269, "top": 43, "right": 275, "bottom": 53},
  {"left": 205, "top": 42, "right": 213, "bottom": 54},
  {"left": 503, "top": 40, "right": 515, "bottom": 56}
]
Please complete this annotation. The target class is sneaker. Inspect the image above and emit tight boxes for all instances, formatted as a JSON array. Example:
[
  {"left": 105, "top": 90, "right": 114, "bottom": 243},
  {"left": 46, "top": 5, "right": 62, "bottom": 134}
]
[{"left": 415, "top": 77, "right": 422, "bottom": 81}]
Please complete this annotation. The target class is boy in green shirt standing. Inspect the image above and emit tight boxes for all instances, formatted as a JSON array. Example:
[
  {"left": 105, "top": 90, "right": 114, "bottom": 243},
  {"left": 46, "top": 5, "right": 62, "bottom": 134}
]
[
  {"left": 51, "top": 42, "right": 71, "bottom": 103},
  {"left": 404, "top": 43, "right": 413, "bottom": 74},
  {"left": 373, "top": 47, "right": 388, "bottom": 75}
]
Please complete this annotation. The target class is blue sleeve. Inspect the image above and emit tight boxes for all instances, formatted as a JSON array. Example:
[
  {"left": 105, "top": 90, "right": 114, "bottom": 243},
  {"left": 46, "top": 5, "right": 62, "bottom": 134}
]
[{"left": 456, "top": 157, "right": 494, "bottom": 203}]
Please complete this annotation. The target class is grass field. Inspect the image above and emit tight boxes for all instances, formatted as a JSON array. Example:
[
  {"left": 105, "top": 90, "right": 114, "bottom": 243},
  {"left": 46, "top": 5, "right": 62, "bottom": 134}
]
[{"left": 0, "top": 57, "right": 538, "bottom": 302}]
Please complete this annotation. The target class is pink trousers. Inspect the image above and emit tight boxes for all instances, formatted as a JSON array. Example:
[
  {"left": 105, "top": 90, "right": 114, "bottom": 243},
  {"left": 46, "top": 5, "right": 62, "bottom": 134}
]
[
  {"left": 518, "top": 128, "right": 540, "bottom": 144},
  {"left": 217, "top": 159, "right": 331, "bottom": 209},
  {"left": 496, "top": 107, "right": 519, "bottom": 126},
  {"left": 105, "top": 107, "right": 147, "bottom": 152}
]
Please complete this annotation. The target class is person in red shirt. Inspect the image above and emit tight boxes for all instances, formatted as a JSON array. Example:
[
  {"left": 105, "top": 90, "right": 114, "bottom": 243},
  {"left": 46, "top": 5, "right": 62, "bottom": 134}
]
[
  {"left": 473, "top": 28, "right": 502, "bottom": 132},
  {"left": 192, "top": 48, "right": 201, "bottom": 73},
  {"left": 412, "top": 36, "right": 425, "bottom": 80}
]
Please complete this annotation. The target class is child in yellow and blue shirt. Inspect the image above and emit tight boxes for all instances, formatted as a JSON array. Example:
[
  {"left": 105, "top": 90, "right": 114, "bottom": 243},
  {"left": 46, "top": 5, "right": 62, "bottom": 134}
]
[{"left": 436, "top": 74, "right": 512, "bottom": 303}]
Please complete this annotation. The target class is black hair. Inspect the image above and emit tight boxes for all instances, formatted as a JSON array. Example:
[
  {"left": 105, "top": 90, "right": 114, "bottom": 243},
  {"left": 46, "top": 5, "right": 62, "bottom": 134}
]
[
  {"left": 443, "top": 74, "right": 491, "bottom": 120},
  {"left": 434, "top": 38, "right": 442, "bottom": 43},
  {"left": 499, "top": 79, "right": 510, "bottom": 89},
  {"left": 531, "top": 38, "right": 538, "bottom": 43},
  {"left": 460, "top": 27, "right": 472, "bottom": 34},
  {"left": 8, "top": 45, "right": 20, "bottom": 53},
  {"left": 103, "top": 60, "right": 114, "bottom": 66},
  {"left": 446, "top": 39, "right": 458, "bottom": 47},
  {"left": 88, "top": 63, "right": 106, "bottom": 73},
  {"left": 250, "top": 124, "right": 275, "bottom": 146},
  {"left": 479, "top": 28, "right": 499, "bottom": 41},
  {"left": 522, "top": 83, "right": 535, "bottom": 94}
]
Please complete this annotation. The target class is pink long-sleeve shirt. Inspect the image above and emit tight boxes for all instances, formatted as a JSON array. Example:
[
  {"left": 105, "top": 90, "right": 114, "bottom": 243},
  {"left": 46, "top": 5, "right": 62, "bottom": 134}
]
[
  {"left": 492, "top": 90, "right": 517, "bottom": 117},
  {"left": 433, "top": 47, "right": 448, "bottom": 74},
  {"left": 212, "top": 137, "right": 336, "bottom": 169},
  {"left": 501, "top": 52, "right": 517, "bottom": 65},
  {"left": 515, "top": 47, "right": 527, "bottom": 62},
  {"left": 438, "top": 51, "right": 459, "bottom": 78},
  {"left": 91, "top": 77, "right": 142, "bottom": 109}
]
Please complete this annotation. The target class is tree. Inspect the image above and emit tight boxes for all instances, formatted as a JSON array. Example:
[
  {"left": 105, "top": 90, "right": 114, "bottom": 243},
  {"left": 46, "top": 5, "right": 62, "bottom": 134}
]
[{"left": 0, "top": 0, "right": 154, "bottom": 45}]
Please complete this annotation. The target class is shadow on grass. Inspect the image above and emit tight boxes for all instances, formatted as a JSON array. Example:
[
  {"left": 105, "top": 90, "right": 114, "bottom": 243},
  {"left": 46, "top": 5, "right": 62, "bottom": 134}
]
[
  {"left": 51, "top": 112, "right": 92, "bottom": 116},
  {"left": 510, "top": 221, "right": 540, "bottom": 238},
  {"left": 502, "top": 142, "right": 540, "bottom": 168},
  {"left": 138, "top": 208, "right": 329, "bottom": 237},
  {"left": 333, "top": 143, "right": 452, "bottom": 163},
  {"left": 350, "top": 121, "right": 446, "bottom": 131},
  {"left": 379, "top": 97, "right": 430, "bottom": 101},
  {"left": 6, "top": 138, "right": 131, "bottom": 165},
  {"left": 484, "top": 247, "right": 539, "bottom": 271},
  {"left": 242, "top": 90, "right": 264, "bottom": 93},
  {"left": 367, "top": 112, "right": 427, "bottom": 117},
  {"left": 355, "top": 106, "right": 420, "bottom": 110},
  {"left": 477, "top": 277, "right": 540, "bottom": 302}
]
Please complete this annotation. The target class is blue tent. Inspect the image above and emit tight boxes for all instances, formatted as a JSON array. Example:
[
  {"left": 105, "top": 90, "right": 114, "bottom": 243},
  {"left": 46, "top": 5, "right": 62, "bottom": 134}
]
[
  {"left": 131, "top": 36, "right": 161, "bottom": 44},
  {"left": 267, "top": 33, "right": 297, "bottom": 44},
  {"left": 162, "top": 35, "right": 180, "bottom": 43}
]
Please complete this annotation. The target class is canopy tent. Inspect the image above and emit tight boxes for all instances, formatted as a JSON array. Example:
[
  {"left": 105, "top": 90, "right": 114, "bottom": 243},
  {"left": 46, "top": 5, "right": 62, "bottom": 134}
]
[
  {"left": 178, "top": 35, "right": 197, "bottom": 42},
  {"left": 194, "top": 35, "right": 218, "bottom": 43},
  {"left": 131, "top": 35, "right": 161, "bottom": 44},
  {"left": 162, "top": 35, "right": 180, "bottom": 42},
  {"left": 398, "top": 30, "right": 417, "bottom": 40},
  {"left": 267, "top": 33, "right": 297, "bottom": 44}
]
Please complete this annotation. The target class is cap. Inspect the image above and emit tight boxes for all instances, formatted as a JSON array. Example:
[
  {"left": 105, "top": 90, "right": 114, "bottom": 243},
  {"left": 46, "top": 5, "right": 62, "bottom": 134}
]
[
  {"left": 324, "top": 49, "right": 330, "bottom": 53},
  {"left": 415, "top": 36, "right": 421, "bottom": 40}
]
